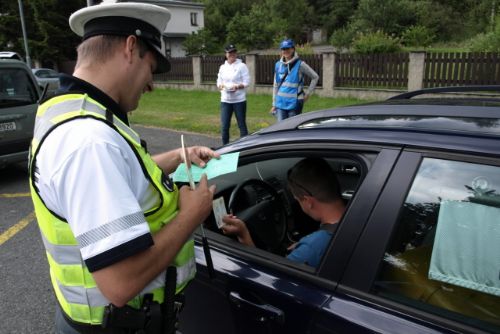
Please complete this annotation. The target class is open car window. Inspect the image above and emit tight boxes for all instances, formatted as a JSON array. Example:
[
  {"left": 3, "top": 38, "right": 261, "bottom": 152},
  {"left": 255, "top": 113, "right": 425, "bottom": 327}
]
[
  {"left": 372, "top": 158, "right": 500, "bottom": 333},
  {"left": 205, "top": 152, "right": 371, "bottom": 271}
]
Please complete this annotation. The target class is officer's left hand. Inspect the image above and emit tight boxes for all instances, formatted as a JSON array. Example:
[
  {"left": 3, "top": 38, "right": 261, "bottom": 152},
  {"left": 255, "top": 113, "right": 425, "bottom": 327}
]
[{"left": 186, "top": 146, "right": 220, "bottom": 168}]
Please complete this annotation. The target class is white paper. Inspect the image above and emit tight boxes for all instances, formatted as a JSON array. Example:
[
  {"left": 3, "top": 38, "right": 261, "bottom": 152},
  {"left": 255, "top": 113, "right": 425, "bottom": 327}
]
[{"left": 212, "top": 197, "right": 227, "bottom": 229}]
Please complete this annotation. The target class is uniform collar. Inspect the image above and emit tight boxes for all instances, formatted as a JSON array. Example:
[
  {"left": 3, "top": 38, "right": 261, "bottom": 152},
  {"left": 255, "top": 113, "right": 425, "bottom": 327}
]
[{"left": 58, "top": 73, "right": 129, "bottom": 125}]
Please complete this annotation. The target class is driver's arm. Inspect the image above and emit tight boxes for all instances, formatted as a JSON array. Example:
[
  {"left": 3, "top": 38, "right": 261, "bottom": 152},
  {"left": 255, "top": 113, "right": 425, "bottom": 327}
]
[{"left": 221, "top": 215, "right": 255, "bottom": 246}]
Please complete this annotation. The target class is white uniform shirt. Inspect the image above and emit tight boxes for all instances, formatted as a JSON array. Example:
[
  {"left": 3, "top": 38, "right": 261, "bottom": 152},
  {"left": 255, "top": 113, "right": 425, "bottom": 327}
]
[
  {"left": 35, "top": 118, "right": 157, "bottom": 271},
  {"left": 216, "top": 58, "right": 250, "bottom": 104}
]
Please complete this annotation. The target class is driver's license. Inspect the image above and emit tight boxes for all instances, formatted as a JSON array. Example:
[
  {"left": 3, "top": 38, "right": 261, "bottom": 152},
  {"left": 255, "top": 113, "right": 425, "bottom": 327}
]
[{"left": 212, "top": 197, "right": 227, "bottom": 229}]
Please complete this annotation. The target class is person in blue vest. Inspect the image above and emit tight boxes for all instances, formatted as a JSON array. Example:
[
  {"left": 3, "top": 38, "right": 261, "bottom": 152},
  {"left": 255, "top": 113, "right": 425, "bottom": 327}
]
[
  {"left": 270, "top": 39, "right": 319, "bottom": 122},
  {"left": 221, "top": 157, "right": 346, "bottom": 269}
]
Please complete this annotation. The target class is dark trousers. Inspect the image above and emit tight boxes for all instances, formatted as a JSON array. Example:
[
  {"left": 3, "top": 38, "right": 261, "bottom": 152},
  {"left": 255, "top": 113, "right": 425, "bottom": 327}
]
[
  {"left": 275, "top": 99, "right": 304, "bottom": 122},
  {"left": 220, "top": 101, "right": 248, "bottom": 145}
]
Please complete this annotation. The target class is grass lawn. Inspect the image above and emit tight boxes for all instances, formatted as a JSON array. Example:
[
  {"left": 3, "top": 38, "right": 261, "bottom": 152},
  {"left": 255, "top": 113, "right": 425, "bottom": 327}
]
[{"left": 130, "top": 88, "right": 368, "bottom": 137}]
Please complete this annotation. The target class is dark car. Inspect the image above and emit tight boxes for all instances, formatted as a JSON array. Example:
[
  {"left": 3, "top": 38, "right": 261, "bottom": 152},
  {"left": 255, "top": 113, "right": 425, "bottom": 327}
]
[
  {"left": 0, "top": 59, "right": 40, "bottom": 168},
  {"left": 179, "top": 86, "right": 500, "bottom": 334}
]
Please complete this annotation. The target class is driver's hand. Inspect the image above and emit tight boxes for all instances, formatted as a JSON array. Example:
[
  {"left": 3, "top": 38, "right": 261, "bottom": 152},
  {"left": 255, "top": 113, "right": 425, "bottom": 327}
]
[{"left": 221, "top": 215, "right": 255, "bottom": 246}]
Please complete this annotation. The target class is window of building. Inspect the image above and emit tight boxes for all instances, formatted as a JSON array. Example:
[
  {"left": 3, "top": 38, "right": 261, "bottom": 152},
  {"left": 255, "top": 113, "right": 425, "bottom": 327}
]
[
  {"left": 190, "top": 12, "right": 198, "bottom": 26},
  {"left": 371, "top": 157, "right": 500, "bottom": 333}
]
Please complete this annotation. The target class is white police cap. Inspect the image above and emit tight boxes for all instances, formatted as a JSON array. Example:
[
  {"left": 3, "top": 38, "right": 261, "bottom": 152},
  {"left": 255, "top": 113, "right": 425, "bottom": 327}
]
[{"left": 69, "top": 1, "right": 171, "bottom": 73}]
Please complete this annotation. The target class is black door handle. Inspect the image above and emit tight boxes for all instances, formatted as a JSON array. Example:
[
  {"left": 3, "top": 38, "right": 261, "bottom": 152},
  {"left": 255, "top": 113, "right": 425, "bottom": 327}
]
[{"left": 229, "top": 291, "right": 285, "bottom": 325}]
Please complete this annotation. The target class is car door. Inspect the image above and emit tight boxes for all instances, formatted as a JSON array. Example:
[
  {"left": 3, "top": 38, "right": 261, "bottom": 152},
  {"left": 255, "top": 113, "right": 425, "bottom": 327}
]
[
  {"left": 326, "top": 149, "right": 500, "bottom": 333},
  {"left": 179, "top": 143, "right": 401, "bottom": 334}
]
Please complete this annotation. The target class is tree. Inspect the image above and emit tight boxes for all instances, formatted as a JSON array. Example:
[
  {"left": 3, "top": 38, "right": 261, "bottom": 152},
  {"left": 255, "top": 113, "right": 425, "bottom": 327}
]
[
  {"left": 351, "top": 0, "right": 417, "bottom": 36},
  {"left": 182, "top": 28, "right": 218, "bottom": 55},
  {"left": 0, "top": 0, "right": 85, "bottom": 67},
  {"left": 226, "top": 4, "right": 276, "bottom": 51}
]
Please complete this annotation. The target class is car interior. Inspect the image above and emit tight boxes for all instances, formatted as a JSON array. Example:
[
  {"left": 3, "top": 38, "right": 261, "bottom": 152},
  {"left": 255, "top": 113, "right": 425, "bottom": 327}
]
[
  {"left": 373, "top": 158, "right": 500, "bottom": 331},
  {"left": 201, "top": 152, "right": 368, "bottom": 265}
]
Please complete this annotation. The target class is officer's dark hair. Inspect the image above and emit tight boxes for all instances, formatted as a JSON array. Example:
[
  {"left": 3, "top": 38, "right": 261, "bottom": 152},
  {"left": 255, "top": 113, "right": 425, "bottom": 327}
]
[
  {"left": 287, "top": 157, "right": 340, "bottom": 203},
  {"left": 76, "top": 35, "right": 150, "bottom": 67}
]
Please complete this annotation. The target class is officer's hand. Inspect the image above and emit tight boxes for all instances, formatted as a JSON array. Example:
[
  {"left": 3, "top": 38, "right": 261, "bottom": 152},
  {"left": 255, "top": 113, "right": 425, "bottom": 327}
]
[
  {"left": 178, "top": 174, "right": 216, "bottom": 225},
  {"left": 186, "top": 146, "right": 220, "bottom": 168}
]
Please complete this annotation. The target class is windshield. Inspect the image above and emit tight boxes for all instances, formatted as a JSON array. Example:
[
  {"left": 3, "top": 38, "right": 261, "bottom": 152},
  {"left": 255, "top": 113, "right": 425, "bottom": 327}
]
[{"left": 0, "top": 68, "right": 38, "bottom": 107}]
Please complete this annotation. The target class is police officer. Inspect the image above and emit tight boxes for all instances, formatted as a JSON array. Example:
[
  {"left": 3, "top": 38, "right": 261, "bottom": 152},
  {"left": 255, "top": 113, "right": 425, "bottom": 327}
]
[{"left": 29, "top": 1, "right": 218, "bottom": 333}]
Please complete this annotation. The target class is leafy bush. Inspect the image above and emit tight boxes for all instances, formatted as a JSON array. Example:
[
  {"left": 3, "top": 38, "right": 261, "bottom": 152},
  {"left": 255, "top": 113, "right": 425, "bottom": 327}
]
[
  {"left": 329, "top": 28, "right": 357, "bottom": 50},
  {"left": 401, "top": 25, "right": 435, "bottom": 47},
  {"left": 352, "top": 31, "right": 402, "bottom": 54},
  {"left": 468, "top": 18, "right": 500, "bottom": 52},
  {"left": 296, "top": 43, "right": 314, "bottom": 55}
]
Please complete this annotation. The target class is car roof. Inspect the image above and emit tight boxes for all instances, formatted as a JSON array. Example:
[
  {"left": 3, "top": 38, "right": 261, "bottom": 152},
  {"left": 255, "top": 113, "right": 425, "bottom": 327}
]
[
  {"left": 260, "top": 86, "right": 500, "bottom": 139},
  {"left": 0, "top": 51, "right": 23, "bottom": 60}
]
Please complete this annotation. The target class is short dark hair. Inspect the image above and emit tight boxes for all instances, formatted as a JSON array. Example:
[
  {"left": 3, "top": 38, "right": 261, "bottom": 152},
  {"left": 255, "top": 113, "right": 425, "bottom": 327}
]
[
  {"left": 287, "top": 157, "right": 340, "bottom": 202},
  {"left": 76, "top": 35, "right": 150, "bottom": 67}
]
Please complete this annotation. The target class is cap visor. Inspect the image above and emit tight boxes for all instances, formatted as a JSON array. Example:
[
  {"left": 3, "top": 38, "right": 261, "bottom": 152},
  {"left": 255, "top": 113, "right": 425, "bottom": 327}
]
[{"left": 146, "top": 42, "right": 170, "bottom": 74}]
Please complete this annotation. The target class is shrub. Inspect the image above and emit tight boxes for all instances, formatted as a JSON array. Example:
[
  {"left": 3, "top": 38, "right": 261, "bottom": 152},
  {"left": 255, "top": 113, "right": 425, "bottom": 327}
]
[
  {"left": 401, "top": 25, "right": 435, "bottom": 47},
  {"left": 468, "top": 17, "right": 500, "bottom": 52},
  {"left": 329, "top": 28, "right": 356, "bottom": 50},
  {"left": 296, "top": 43, "right": 314, "bottom": 55},
  {"left": 352, "top": 31, "right": 402, "bottom": 54}
]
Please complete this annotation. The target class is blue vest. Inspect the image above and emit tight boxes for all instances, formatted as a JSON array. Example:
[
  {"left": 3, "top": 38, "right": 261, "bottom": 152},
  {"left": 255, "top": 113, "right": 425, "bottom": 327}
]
[{"left": 275, "top": 59, "right": 302, "bottom": 111}]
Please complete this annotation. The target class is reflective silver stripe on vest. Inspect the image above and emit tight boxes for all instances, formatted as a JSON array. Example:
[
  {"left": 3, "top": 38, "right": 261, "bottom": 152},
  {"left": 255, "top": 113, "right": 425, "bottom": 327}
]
[
  {"left": 177, "top": 257, "right": 196, "bottom": 285},
  {"left": 41, "top": 233, "right": 81, "bottom": 265},
  {"left": 277, "top": 92, "right": 298, "bottom": 98},
  {"left": 34, "top": 96, "right": 140, "bottom": 144},
  {"left": 76, "top": 211, "right": 145, "bottom": 247},
  {"left": 54, "top": 264, "right": 195, "bottom": 307},
  {"left": 56, "top": 278, "right": 109, "bottom": 307},
  {"left": 281, "top": 82, "right": 299, "bottom": 88}
]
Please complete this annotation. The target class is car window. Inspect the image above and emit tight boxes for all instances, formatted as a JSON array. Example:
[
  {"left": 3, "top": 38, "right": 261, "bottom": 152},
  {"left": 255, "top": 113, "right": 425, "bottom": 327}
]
[
  {"left": 35, "top": 69, "right": 59, "bottom": 79},
  {"left": 207, "top": 153, "right": 367, "bottom": 270},
  {"left": 372, "top": 158, "right": 500, "bottom": 332},
  {"left": 0, "top": 68, "right": 38, "bottom": 107}
]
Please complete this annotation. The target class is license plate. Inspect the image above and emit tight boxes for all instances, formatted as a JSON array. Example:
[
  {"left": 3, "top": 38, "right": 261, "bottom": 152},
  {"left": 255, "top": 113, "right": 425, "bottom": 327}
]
[{"left": 0, "top": 122, "right": 16, "bottom": 132}]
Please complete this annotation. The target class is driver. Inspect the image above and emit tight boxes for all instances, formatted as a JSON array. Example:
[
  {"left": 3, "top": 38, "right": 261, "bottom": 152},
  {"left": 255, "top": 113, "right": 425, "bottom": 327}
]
[{"left": 222, "top": 157, "right": 346, "bottom": 268}]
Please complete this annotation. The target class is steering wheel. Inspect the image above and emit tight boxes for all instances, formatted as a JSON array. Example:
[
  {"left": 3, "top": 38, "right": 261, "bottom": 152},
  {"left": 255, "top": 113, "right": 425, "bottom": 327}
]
[{"left": 227, "top": 179, "right": 287, "bottom": 254}]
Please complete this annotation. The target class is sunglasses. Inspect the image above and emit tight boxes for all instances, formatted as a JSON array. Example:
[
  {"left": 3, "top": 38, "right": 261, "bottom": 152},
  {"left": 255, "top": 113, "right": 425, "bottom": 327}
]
[{"left": 281, "top": 47, "right": 292, "bottom": 51}]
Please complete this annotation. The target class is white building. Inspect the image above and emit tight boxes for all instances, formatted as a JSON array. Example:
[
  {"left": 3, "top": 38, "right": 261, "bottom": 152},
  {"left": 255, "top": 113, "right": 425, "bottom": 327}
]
[{"left": 122, "top": 0, "right": 204, "bottom": 57}]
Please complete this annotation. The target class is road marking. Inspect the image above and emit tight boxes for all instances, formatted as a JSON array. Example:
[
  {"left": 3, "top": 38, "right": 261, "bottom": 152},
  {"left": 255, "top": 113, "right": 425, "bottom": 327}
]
[
  {"left": 0, "top": 212, "right": 36, "bottom": 246},
  {"left": 0, "top": 193, "right": 31, "bottom": 198}
]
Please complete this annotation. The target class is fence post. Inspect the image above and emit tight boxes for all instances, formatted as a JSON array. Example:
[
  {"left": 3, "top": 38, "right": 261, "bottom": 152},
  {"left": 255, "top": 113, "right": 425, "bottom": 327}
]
[
  {"left": 192, "top": 55, "right": 202, "bottom": 88},
  {"left": 321, "top": 52, "right": 337, "bottom": 96},
  {"left": 408, "top": 51, "right": 426, "bottom": 91},
  {"left": 245, "top": 53, "right": 257, "bottom": 94}
]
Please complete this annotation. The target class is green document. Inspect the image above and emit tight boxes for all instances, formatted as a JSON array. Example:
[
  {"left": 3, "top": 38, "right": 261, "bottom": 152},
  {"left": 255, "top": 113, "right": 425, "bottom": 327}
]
[{"left": 173, "top": 152, "right": 239, "bottom": 182}]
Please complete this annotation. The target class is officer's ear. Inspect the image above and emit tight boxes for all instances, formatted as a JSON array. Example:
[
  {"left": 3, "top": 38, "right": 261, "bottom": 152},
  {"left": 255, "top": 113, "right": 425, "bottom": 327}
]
[{"left": 124, "top": 35, "right": 139, "bottom": 63}]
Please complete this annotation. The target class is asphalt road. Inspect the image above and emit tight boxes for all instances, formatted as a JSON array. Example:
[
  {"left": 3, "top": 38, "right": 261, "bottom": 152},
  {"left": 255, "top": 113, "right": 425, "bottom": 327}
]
[{"left": 0, "top": 125, "right": 220, "bottom": 333}]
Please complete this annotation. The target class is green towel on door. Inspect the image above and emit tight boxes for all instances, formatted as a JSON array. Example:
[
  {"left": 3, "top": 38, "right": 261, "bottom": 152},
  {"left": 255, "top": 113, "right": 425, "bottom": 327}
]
[{"left": 429, "top": 200, "right": 500, "bottom": 297}]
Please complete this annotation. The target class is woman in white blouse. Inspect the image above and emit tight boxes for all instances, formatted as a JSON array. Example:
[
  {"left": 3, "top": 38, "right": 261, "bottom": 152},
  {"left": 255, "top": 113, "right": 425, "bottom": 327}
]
[{"left": 216, "top": 44, "right": 250, "bottom": 145}]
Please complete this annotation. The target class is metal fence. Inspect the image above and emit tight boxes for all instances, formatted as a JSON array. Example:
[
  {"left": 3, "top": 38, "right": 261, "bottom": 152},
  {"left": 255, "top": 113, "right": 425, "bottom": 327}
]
[
  {"left": 424, "top": 52, "right": 500, "bottom": 87},
  {"left": 335, "top": 53, "right": 409, "bottom": 89}
]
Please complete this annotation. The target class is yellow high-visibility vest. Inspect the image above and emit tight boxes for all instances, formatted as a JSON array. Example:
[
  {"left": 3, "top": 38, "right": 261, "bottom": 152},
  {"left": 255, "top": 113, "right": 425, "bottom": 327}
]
[{"left": 29, "top": 93, "right": 196, "bottom": 325}]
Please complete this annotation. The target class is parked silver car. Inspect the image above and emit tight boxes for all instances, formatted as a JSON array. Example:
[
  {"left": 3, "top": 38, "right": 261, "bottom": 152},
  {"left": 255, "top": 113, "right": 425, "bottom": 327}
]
[
  {"left": 32, "top": 68, "right": 60, "bottom": 97},
  {"left": 0, "top": 59, "right": 40, "bottom": 168}
]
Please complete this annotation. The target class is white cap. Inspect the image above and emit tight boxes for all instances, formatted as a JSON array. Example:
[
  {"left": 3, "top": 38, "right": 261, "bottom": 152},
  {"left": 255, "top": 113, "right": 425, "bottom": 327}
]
[{"left": 69, "top": 1, "right": 171, "bottom": 73}]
